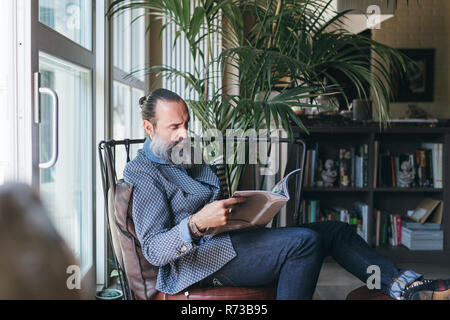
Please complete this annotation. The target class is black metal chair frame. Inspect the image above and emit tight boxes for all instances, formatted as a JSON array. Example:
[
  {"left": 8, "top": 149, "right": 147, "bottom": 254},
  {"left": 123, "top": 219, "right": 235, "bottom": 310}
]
[{"left": 98, "top": 136, "right": 306, "bottom": 300}]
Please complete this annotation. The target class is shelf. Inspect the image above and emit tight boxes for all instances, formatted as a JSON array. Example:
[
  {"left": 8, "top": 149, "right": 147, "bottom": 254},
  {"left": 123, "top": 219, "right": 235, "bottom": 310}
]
[
  {"left": 376, "top": 246, "right": 450, "bottom": 264},
  {"left": 291, "top": 124, "right": 450, "bottom": 265},
  {"left": 303, "top": 187, "right": 443, "bottom": 193},
  {"left": 374, "top": 188, "right": 443, "bottom": 193},
  {"left": 303, "top": 187, "right": 370, "bottom": 192}
]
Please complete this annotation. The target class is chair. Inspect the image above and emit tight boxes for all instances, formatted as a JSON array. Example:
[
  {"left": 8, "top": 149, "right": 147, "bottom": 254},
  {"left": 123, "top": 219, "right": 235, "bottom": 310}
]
[{"left": 98, "top": 137, "right": 306, "bottom": 300}]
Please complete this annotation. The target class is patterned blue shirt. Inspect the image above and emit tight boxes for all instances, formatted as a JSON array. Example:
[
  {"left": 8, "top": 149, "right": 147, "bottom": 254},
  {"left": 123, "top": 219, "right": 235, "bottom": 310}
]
[{"left": 143, "top": 137, "right": 208, "bottom": 243}]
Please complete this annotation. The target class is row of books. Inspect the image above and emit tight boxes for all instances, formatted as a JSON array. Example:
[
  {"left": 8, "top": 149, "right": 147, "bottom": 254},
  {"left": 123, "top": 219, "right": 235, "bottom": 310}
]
[
  {"left": 296, "top": 200, "right": 369, "bottom": 243},
  {"left": 374, "top": 210, "right": 443, "bottom": 250},
  {"left": 303, "top": 143, "right": 369, "bottom": 188},
  {"left": 373, "top": 142, "right": 443, "bottom": 188},
  {"left": 374, "top": 211, "right": 402, "bottom": 247}
]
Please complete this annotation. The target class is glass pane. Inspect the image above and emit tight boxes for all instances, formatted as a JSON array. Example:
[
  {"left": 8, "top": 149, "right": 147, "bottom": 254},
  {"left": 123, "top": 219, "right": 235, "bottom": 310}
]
[
  {"left": 131, "top": 88, "right": 145, "bottom": 156},
  {"left": 113, "top": 81, "right": 131, "bottom": 179},
  {"left": 113, "top": 8, "right": 131, "bottom": 72},
  {"left": 131, "top": 8, "right": 146, "bottom": 81},
  {"left": 0, "top": 79, "right": 11, "bottom": 185},
  {"left": 39, "top": 0, "right": 92, "bottom": 50},
  {"left": 0, "top": 0, "right": 15, "bottom": 185},
  {"left": 39, "top": 52, "right": 93, "bottom": 275}
]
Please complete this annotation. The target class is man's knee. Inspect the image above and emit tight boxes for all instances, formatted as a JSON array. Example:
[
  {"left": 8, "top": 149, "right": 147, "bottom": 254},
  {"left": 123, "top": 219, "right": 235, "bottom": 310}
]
[
  {"left": 321, "top": 220, "right": 357, "bottom": 242},
  {"left": 286, "top": 228, "right": 322, "bottom": 253}
]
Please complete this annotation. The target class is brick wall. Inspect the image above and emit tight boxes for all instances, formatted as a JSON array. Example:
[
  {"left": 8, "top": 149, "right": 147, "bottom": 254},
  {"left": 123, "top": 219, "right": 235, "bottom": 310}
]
[{"left": 372, "top": 0, "right": 450, "bottom": 119}]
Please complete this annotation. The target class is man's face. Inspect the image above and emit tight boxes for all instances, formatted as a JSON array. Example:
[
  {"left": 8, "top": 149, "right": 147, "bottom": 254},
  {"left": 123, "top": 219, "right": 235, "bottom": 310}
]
[
  {"left": 145, "top": 99, "right": 190, "bottom": 144},
  {"left": 144, "top": 99, "right": 192, "bottom": 167}
]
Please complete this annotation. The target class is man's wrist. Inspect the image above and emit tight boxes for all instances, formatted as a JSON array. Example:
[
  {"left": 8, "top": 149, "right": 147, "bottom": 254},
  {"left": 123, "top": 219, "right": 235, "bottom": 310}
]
[
  {"left": 190, "top": 214, "right": 206, "bottom": 232},
  {"left": 189, "top": 214, "right": 206, "bottom": 239}
]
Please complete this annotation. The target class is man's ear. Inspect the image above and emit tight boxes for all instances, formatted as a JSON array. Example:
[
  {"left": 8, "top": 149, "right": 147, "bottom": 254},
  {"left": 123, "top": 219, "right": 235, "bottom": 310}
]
[{"left": 143, "top": 120, "right": 155, "bottom": 139}]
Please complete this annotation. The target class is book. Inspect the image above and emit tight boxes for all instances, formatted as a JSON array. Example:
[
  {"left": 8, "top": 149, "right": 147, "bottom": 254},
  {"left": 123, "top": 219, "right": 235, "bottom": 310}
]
[
  {"left": 363, "top": 144, "right": 368, "bottom": 187},
  {"left": 437, "top": 144, "right": 443, "bottom": 188},
  {"left": 355, "top": 202, "right": 369, "bottom": 243},
  {"left": 205, "top": 169, "right": 302, "bottom": 235},
  {"left": 415, "top": 149, "right": 426, "bottom": 187},
  {"left": 305, "top": 150, "right": 312, "bottom": 187},
  {"left": 311, "top": 143, "right": 319, "bottom": 187},
  {"left": 391, "top": 155, "right": 396, "bottom": 188},
  {"left": 402, "top": 221, "right": 441, "bottom": 230},
  {"left": 396, "top": 215, "right": 402, "bottom": 246},
  {"left": 409, "top": 198, "right": 443, "bottom": 225},
  {"left": 382, "top": 212, "right": 390, "bottom": 245},
  {"left": 421, "top": 143, "right": 442, "bottom": 188},
  {"left": 391, "top": 214, "right": 397, "bottom": 246},
  {"left": 375, "top": 210, "right": 381, "bottom": 247}
]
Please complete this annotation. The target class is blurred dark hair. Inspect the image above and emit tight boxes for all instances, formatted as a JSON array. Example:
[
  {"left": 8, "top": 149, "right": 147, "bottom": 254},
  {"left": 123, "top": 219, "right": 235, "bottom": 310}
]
[{"left": 139, "top": 88, "right": 185, "bottom": 127}]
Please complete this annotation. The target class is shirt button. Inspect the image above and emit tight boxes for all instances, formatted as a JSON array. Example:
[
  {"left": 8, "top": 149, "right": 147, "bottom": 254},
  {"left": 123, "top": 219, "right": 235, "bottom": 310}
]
[
  {"left": 185, "top": 209, "right": 191, "bottom": 213},
  {"left": 177, "top": 245, "right": 187, "bottom": 255}
]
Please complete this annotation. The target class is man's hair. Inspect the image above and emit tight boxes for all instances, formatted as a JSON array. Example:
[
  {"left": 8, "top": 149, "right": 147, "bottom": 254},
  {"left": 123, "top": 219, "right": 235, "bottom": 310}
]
[{"left": 138, "top": 88, "right": 184, "bottom": 127}]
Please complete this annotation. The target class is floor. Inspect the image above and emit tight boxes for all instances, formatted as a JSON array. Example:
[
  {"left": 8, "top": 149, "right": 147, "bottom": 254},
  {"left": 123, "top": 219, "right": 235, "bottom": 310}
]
[{"left": 313, "top": 261, "right": 450, "bottom": 300}]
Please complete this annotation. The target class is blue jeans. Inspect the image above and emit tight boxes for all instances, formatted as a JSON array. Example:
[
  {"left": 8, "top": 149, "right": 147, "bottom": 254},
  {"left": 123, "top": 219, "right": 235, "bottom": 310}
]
[{"left": 199, "top": 221, "right": 421, "bottom": 300}]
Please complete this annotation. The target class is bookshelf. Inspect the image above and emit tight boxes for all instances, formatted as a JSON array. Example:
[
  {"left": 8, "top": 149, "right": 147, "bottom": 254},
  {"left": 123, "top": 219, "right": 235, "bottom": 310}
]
[{"left": 287, "top": 122, "right": 450, "bottom": 265}]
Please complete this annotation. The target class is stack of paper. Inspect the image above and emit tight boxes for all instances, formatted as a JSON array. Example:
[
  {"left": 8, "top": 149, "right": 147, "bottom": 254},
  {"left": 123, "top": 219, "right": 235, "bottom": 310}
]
[{"left": 401, "top": 226, "right": 443, "bottom": 251}]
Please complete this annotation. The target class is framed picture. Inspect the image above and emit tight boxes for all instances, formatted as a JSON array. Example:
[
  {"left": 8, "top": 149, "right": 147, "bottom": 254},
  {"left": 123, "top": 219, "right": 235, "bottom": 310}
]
[{"left": 391, "top": 49, "right": 435, "bottom": 102}]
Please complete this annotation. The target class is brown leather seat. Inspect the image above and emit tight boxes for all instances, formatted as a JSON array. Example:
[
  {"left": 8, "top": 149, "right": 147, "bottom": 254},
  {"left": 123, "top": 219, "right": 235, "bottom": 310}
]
[
  {"left": 154, "top": 285, "right": 277, "bottom": 300},
  {"left": 346, "top": 286, "right": 394, "bottom": 300},
  {"left": 111, "top": 179, "right": 276, "bottom": 300}
]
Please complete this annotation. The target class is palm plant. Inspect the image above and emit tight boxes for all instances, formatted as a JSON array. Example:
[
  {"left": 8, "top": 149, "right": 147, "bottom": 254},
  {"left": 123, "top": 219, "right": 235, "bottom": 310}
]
[{"left": 107, "top": 0, "right": 413, "bottom": 191}]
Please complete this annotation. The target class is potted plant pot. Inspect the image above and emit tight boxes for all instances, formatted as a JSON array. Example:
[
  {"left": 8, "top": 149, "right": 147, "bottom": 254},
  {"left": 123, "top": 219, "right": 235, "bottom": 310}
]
[{"left": 95, "top": 288, "right": 123, "bottom": 300}]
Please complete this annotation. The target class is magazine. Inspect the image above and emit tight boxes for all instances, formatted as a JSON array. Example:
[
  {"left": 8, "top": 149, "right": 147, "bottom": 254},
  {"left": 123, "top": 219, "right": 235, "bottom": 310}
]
[{"left": 205, "top": 169, "right": 302, "bottom": 235}]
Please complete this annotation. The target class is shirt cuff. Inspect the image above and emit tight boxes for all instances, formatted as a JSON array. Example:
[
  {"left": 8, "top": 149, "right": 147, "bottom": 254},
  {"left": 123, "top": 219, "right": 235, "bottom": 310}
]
[{"left": 180, "top": 216, "right": 194, "bottom": 243}]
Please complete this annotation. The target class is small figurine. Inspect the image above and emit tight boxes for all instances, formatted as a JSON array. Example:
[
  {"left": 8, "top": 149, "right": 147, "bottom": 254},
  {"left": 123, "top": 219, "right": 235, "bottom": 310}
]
[
  {"left": 397, "top": 160, "right": 415, "bottom": 188},
  {"left": 321, "top": 159, "right": 338, "bottom": 187}
]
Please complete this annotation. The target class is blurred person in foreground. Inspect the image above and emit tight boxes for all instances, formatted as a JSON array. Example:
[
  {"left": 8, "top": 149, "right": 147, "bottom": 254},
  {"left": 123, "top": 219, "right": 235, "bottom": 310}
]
[{"left": 0, "top": 183, "right": 83, "bottom": 299}]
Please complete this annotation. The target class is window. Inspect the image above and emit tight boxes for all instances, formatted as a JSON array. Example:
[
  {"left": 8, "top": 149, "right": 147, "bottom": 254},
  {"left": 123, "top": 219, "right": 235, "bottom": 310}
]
[
  {"left": 39, "top": 0, "right": 92, "bottom": 50},
  {"left": 0, "top": 0, "right": 17, "bottom": 185},
  {"left": 161, "top": 0, "right": 222, "bottom": 134},
  {"left": 111, "top": 5, "right": 147, "bottom": 179}
]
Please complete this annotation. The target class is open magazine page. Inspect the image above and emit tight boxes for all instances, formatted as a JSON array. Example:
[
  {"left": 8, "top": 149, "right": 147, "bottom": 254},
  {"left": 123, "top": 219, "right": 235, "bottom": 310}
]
[
  {"left": 206, "top": 168, "right": 303, "bottom": 235},
  {"left": 271, "top": 168, "right": 302, "bottom": 198}
]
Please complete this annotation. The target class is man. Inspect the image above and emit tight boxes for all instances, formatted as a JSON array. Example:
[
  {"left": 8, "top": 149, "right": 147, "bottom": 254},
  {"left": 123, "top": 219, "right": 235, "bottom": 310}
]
[{"left": 123, "top": 88, "right": 449, "bottom": 300}]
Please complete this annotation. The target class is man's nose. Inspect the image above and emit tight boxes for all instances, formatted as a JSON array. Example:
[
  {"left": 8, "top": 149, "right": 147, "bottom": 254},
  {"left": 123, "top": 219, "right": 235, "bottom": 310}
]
[{"left": 178, "top": 128, "right": 188, "bottom": 140}]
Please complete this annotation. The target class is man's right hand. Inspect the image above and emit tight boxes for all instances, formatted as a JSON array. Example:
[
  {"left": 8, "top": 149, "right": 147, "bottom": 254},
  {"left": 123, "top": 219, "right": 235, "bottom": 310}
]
[{"left": 190, "top": 197, "right": 246, "bottom": 231}]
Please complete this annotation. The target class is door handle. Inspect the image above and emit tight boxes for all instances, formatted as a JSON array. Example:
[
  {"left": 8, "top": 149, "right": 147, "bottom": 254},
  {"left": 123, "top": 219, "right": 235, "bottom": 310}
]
[{"left": 34, "top": 72, "right": 59, "bottom": 169}]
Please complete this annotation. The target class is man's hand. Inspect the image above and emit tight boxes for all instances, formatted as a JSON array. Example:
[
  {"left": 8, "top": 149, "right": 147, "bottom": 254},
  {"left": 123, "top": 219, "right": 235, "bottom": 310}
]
[{"left": 191, "top": 197, "right": 246, "bottom": 231}]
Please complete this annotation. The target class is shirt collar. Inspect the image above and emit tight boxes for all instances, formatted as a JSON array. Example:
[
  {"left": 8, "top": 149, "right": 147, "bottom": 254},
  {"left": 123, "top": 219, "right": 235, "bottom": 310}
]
[{"left": 143, "top": 137, "right": 170, "bottom": 165}]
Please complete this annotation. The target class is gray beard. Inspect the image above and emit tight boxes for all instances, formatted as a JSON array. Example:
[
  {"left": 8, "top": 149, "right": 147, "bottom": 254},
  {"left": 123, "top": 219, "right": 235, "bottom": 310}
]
[{"left": 150, "top": 135, "right": 193, "bottom": 169}]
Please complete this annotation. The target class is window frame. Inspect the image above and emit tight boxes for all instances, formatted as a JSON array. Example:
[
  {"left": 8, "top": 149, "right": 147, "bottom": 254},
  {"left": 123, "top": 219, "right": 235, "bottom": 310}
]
[{"left": 106, "top": 1, "right": 149, "bottom": 287}]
